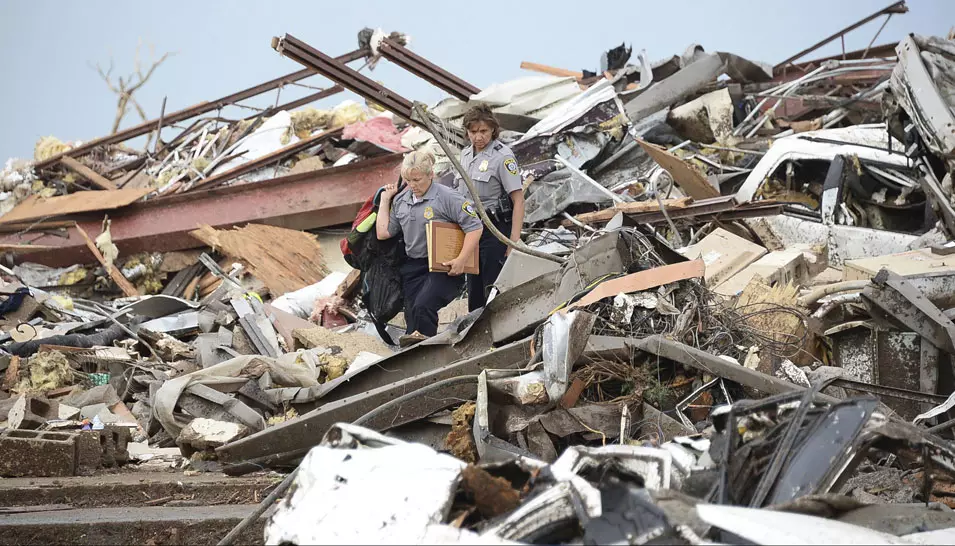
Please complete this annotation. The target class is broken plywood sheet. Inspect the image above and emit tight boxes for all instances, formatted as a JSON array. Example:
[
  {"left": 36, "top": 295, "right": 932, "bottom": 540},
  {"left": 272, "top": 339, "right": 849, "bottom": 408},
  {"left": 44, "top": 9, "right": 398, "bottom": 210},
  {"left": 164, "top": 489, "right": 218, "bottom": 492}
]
[
  {"left": 842, "top": 248, "right": 955, "bottom": 281},
  {"left": 636, "top": 139, "right": 720, "bottom": 200},
  {"left": 190, "top": 224, "right": 329, "bottom": 296},
  {"left": 715, "top": 248, "right": 809, "bottom": 297},
  {"left": 0, "top": 188, "right": 151, "bottom": 225},
  {"left": 679, "top": 228, "right": 767, "bottom": 287}
]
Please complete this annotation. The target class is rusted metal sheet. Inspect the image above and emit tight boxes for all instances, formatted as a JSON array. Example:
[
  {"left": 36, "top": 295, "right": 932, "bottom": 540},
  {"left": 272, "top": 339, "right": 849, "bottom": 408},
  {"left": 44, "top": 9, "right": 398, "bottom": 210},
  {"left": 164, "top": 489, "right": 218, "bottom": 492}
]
[
  {"left": 273, "top": 34, "right": 469, "bottom": 150},
  {"left": 0, "top": 188, "right": 152, "bottom": 225},
  {"left": 876, "top": 330, "right": 923, "bottom": 420},
  {"left": 2, "top": 154, "right": 402, "bottom": 267},
  {"left": 34, "top": 48, "right": 369, "bottom": 170},
  {"left": 274, "top": 34, "right": 415, "bottom": 122},
  {"left": 377, "top": 37, "right": 480, "bottom": 101},
  {"left": 831, "top": 326, "right": 940, "bottom": 420}
]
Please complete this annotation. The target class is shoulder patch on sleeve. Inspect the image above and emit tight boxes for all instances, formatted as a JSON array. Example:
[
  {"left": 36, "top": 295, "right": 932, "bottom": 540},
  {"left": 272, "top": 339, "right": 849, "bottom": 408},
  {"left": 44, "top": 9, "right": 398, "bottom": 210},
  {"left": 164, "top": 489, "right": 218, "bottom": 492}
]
[
  {"left": 462, "top": 201, "right": 478, "bottom": 218},
  {"left": 504, "top": 157, "right": 519, "bottom": 175}
]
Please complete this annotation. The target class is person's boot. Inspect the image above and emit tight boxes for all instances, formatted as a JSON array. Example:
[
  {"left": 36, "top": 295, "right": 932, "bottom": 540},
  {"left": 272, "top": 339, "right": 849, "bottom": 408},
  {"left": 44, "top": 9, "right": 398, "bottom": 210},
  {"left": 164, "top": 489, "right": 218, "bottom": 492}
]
[{"left": 398, "top": 330, "right": 428, "bottom": 348}]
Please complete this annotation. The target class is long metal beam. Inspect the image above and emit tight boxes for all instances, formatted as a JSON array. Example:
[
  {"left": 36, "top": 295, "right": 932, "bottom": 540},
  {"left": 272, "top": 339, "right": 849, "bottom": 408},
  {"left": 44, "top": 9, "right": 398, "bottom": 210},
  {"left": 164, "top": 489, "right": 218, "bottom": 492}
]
[
  {"left": 377, "top": 37, "right": 480, "bottom": 101},
  {"left": 274, "top": 34, "right": 415, "bottom": 121},
  {"left": 3, "top": 154, "right": 402, "bottom": 267},
  {"left": 789, "top": 42, "right": 898, "bottom": 73},
  {"left": 35, "top": 48, "right": 369, "bottom": 171},
  {"left": 774, "top": 1, "right": 907, "bottom": 75}
]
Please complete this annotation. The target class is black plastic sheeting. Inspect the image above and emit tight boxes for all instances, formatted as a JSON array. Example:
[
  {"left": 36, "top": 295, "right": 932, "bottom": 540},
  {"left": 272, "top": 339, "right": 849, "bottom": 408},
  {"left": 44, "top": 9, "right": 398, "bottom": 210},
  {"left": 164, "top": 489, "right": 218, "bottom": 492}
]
[{"left": 3, "top": 323, "right": 128, "bottom": 357}]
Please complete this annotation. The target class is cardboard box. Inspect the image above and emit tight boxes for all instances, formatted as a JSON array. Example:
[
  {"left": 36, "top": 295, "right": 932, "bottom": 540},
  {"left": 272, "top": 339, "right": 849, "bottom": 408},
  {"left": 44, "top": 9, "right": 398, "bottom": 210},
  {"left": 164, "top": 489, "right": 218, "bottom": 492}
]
[
  {"left": 678, "top": 228, "right": 767, "bottom": 287},
  {"left": 842, "top": 248, "right": 955, "bottom": 281},
  {"left": 715, "top": 249, "right": 809, "bottom": 297}
]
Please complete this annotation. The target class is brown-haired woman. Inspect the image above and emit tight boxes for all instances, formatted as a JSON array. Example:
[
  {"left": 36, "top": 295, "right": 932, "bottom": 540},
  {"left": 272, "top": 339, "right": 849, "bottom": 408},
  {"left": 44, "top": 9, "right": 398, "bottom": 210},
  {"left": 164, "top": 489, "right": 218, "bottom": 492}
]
[{"left": 454, "top": 104, "right": 525, "bottom": 312}]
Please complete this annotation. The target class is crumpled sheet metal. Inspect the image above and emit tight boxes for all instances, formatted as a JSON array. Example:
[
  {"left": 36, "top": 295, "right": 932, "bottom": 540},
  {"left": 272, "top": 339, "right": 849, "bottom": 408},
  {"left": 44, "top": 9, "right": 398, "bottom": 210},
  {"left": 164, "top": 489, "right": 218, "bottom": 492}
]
[
  {"left": 890, "top": 35, "right": 955, "bottom": 169},
  {"left": 621, "top": 48, "right": 772, "bottom": 126},
  {"left": 524, "top": 168, "right": 614, "bottom": 223},
  {"left": 696, "top": 504, "right": 915, "bottom": 545},
  {"left": 542, "top": 310, "right": 595, "bottom": 403},
  {"left": 516, "top": 79, "right": 623, "bottom": 144},
  {"left": 479, "top": 478, "right": 602, "bottom": 543},
  {"left": 153, "top": 350, "right": 326, "bottom": 439},
  {"left": 549, "top": 445, "right": 675, "bottom": 491}
]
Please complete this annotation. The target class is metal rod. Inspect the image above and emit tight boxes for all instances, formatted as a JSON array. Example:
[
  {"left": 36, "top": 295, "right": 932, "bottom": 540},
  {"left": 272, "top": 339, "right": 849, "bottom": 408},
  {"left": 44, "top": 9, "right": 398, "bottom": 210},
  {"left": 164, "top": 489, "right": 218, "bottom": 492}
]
[
  {"left": 412, "top": 102, "right": 565, "bottom": 264},
  {"left": 862, "top": 14, "right": 893, "bottom": 59},
  {"left": 154, "top": 96, "right": 167, "bottom": 155},
  {"left": 562, "top": 212, "right": 599, "bottom": 233},
  {"left": 927, "top": 416, "right": 955, "bottom": 434},
  {"left": 773, "top": 0, "right": 907, "bottom": 73},
  {"left": 378, "top": 37, "right": 480, "bottom": 101}
]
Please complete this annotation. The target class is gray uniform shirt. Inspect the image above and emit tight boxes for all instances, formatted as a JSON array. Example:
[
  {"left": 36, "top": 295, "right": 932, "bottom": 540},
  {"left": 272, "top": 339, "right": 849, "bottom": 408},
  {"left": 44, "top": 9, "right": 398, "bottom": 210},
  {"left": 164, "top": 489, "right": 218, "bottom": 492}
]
[
  {"left": 388, "top": 181, "right": 482, "bottom": 259},
  {"left": 453, "top": 140, "right": 523, "bottom": 210}
]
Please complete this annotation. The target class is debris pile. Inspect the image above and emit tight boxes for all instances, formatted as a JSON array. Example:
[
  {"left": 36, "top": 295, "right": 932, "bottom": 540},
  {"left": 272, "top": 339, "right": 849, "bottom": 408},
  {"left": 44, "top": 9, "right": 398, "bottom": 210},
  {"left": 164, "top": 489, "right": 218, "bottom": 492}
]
[{"left": 5, "top": 3, "right": 955, "bottom": 544}]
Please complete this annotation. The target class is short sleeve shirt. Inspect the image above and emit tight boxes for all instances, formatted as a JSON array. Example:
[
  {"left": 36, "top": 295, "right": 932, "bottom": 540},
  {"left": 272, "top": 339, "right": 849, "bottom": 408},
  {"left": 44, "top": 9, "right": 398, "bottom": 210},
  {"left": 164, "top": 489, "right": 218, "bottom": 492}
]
[
  {"left": 453, "top": 139, "right": 523, "bottom": 209},
  {"left": 388, "top": 182, "right": 483, "bottom": 259}
]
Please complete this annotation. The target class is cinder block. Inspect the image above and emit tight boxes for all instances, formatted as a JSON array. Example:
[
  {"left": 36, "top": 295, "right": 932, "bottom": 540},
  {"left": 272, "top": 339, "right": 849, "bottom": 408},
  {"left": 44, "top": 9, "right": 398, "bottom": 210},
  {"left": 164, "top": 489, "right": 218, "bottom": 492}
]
[
  {"left": 75, "top": 431, "right": 103, "bottom": 475},
  {"left": 102, "top": 425, "right": 131, "bottom": 467},
  {"left": 9, "top": 396, "right": 60, "bottom": 430},
  {"left": 0, "top": 429, "right": 76, "bottom": 477}
]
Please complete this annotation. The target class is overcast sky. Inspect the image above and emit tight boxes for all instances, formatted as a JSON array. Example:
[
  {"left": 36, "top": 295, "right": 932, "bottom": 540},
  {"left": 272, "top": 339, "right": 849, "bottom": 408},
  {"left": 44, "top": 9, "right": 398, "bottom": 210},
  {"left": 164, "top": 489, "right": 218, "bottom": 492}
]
[{"left": 1, "top": 0, "right": 953, "bottom": 161}]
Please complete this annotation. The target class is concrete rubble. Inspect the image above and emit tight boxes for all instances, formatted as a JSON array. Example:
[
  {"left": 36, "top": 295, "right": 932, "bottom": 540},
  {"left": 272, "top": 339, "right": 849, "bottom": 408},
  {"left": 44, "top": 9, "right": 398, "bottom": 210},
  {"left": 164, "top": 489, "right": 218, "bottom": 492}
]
[{"left": 3, "top": 4, "right": 955, "bottom": 544}]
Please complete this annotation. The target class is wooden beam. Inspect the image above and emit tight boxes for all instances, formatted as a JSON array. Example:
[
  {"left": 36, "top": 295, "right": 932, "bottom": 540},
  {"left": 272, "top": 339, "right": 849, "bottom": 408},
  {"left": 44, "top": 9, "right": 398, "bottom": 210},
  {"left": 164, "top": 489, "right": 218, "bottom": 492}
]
[
  {"left": 561, "top": 197, "right": 694, "bottom": 227},
  {"left": 60, "top": 156, "right": 117, "bottom": 190},
  {"left": 0, "top": 244, "right": 57, "bottom": 253},
  {"left": 74, "top": 223, "right": 139, "bottom": 297},
  {"left": 519, "top": 61, "right": 584, "bottom": 80}
]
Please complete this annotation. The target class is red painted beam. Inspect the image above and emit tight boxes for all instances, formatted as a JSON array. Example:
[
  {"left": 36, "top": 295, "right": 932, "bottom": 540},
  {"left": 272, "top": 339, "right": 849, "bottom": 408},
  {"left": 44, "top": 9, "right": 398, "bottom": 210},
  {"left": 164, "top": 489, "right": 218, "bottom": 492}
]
[{"left": 4, "top": 154, "right": 402, "bottom": 268}]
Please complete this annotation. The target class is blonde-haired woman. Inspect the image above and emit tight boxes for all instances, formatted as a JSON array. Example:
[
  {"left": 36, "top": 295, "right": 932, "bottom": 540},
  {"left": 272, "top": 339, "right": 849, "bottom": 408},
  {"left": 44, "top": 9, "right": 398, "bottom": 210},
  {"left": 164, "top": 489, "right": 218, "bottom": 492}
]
[{"left": 376, "top": 151, "right": 483, "bottom": 347}]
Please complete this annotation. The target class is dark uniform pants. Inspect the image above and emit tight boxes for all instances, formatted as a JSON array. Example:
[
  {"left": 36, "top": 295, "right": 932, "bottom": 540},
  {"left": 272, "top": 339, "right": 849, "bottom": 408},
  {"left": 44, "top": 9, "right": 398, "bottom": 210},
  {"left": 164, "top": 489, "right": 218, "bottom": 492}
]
[
  {"left": 400, "top": 258, "right": 464, "bottom": 337},
  {"left": 467, "top": 220, "right": 512, "bottom": 313}
]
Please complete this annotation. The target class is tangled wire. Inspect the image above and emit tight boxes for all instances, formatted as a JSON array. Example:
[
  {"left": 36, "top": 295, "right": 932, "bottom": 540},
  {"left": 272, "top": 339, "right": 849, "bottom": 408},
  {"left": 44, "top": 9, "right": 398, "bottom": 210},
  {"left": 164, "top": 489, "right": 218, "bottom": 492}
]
[{"left": 589, "top": 279, "right": 808, "bottom": 363}]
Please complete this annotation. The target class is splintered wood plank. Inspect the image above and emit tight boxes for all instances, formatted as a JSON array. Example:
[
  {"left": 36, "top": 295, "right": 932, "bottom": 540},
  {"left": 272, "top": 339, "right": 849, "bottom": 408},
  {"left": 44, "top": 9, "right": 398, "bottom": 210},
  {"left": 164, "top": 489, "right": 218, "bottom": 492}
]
[
  {"left": 74, "top": 224, "right": 139, "bottom": 297},
  {"left": 190, "top": 223, "right": 328, "bottom": 296},
  {"left": 560, "top": 197, "right": 693, "bottom": 227},
  {"left": 60, "top": 156, "right": 118, "bottom": 190}
]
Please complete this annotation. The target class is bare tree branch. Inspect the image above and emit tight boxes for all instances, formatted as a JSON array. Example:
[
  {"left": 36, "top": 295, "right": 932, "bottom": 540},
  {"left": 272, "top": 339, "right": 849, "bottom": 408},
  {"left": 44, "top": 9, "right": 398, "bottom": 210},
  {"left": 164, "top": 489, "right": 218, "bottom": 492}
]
[{"left": 91, "top": 42, "right": 175, "bottom": 136}]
